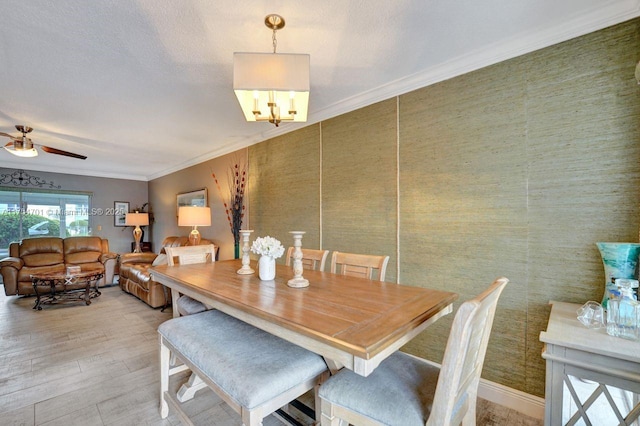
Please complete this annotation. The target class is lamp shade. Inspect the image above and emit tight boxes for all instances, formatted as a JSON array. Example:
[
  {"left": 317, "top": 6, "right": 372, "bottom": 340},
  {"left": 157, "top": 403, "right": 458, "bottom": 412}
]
[
  {"left": 178, "top": 206, "right": 211, "bottom": 227},
  {"left": 125, "top": 212, "right": 149, "bottom": 227},
  {"left": 234, "top": 52, "right": 310, "bottom": 122}
]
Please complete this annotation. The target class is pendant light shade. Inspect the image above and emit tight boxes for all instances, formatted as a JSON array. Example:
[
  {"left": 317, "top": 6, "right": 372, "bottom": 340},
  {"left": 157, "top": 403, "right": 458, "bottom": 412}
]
[
  {"left": 233, "top": 14, "right": 310, "bottom": 127},
  {"left": 234, "top": 52, "right": 310, "bottom": 123}
]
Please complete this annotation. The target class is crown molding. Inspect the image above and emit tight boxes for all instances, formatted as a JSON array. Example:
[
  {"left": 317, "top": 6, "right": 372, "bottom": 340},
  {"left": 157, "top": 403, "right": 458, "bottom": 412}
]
[
  {"left": 28, "top": 0, "right": 640, "bottom": 182},
  {"left": 174, "top": 0, "right": 640, "bottom": 180},
  {"left": 307, "top": 0, "right": 640, "bottom": 124},
  {"left": 0, "top": 161, "right": 149, "bottom": 181},
  {"left": 145, "top": 136, "right": 257, "bottom": 181}
]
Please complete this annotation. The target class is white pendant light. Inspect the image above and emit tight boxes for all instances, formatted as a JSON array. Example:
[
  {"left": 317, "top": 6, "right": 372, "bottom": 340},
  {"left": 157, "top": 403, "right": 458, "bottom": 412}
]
[{"left": 233, "top": 14, "right": 310, "bottom": 127}]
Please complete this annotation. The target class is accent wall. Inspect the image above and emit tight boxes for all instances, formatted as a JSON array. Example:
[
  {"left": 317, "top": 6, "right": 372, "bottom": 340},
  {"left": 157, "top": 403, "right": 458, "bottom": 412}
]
[{"left": 247, "top": 18, "right": 640, "bottom": 397}]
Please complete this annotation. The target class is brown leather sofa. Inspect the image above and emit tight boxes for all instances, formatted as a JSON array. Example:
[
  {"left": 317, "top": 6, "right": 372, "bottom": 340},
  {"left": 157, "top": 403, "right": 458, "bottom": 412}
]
[
  {"left": 118, "top": 236, "right": 215, "bottom": 308},
  {"left": 0, "top": 236, "right": 118, "bottom": 296}
]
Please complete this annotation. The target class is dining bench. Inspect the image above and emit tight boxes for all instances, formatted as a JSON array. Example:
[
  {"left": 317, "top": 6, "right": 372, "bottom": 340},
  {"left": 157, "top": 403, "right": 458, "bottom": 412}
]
[{"left": 159, "top": 309, "right": 329, "bottom": 426}]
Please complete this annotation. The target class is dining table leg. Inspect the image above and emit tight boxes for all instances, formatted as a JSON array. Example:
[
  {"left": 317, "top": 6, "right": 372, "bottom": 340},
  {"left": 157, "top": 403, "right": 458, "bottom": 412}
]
[{"left": 323, "top": 358, "right": 343, "bottom": 375}]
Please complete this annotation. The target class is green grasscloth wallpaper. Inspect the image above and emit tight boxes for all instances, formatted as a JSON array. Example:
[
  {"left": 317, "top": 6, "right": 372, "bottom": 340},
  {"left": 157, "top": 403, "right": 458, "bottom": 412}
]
[
  {"left": 249, "top": 126, "right": 321, "bottom": 251},
  {"left": 248, "top": 19, "right": 640, "bottom": 396}
]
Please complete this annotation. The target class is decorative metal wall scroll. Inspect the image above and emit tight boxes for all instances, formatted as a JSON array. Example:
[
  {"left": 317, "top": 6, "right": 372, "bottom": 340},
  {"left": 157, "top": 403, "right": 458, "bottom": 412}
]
[{"left": 0, "top": 169, "right": 61, "bottom": 189}]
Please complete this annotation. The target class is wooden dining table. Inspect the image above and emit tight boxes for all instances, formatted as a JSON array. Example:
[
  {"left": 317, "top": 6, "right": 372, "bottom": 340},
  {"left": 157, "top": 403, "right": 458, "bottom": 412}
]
[{"left": 151, "top": 259, "right": 458, "bottom": 377}]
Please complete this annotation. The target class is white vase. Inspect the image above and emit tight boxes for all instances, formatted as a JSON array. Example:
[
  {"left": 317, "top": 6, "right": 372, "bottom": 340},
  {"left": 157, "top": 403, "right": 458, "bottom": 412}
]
[{"left": 258, "top": 255, "right": 276, "bottom": 280}]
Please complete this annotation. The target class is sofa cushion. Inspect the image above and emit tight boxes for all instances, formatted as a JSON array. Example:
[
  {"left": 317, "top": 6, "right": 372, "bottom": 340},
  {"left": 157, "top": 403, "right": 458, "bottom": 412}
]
[
  {"left": 18, "top": 264, "right": 66, "bottom": 283},
  {"left": 64, "top": 237, "right": 103, "bottom": 264},
  {"left": 65, "top": 262, "right": 104, "bottom": 273},
  {"left": 20, "top": 238, "right": 64, "bottom": 267},
  {"left": 129, "top": 264, "right": 152, "bottom": 291}
]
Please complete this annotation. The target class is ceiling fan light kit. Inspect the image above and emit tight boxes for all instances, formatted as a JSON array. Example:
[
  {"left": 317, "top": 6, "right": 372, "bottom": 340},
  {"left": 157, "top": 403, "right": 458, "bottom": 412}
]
[
  {"left": 0, "top": 125, "right": 86, "bottom": 160},
  {"left": 4, "top": 144, "right": 38, "bottom": 157},
  {"left": 233, "top": 14, "right": 310, "bottom": 127},
  {"left": 3, "top": 125, "right": 38, "bottom": 157}
]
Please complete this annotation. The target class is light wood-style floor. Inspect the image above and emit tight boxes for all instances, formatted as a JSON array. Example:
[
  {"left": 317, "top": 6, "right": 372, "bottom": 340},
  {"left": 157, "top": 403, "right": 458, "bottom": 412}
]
[{"left": 0, "top": 285, "right": 542, "bottom": 426}]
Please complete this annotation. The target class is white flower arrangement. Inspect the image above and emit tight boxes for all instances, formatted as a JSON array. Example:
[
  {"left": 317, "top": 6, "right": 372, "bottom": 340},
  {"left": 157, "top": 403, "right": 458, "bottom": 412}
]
[{"left": 250, "top": 236, "right": 285, "bottom": 259}]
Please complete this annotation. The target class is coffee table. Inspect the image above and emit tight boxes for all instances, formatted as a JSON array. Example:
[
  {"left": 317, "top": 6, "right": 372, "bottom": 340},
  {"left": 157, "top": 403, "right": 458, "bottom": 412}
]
[{"left": 30, "top": 270, "right": 104, "bottom": 310}]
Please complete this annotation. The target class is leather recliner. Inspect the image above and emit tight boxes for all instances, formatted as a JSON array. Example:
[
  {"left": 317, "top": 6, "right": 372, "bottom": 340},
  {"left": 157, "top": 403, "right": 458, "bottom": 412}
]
[{"left": 118, "top": 236, "right": 216, "bottom": 308}]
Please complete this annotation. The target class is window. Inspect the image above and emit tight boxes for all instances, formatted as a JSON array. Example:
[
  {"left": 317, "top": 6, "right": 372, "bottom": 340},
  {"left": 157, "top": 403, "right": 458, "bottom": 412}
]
[{"left": 0, "top": 189, "right": 92, "bottom": 257}]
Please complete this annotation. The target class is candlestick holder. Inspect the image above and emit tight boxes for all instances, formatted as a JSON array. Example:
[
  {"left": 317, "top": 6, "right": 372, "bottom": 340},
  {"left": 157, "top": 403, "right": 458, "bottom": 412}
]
[
  {"left": 237, "top": 230, "right": 255, "bottom": 275},
  {"left": 287, "top": 231, "right": 309, "bottom": 288}
]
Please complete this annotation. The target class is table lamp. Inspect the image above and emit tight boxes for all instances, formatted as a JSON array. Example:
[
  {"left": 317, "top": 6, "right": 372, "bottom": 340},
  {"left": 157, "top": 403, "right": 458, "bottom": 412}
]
[
  {"left": 125, "top": 211, "right": 149, "bottom": 253},
  {"left": 178, "top": 206, "right": 211, "bottom": 246}
]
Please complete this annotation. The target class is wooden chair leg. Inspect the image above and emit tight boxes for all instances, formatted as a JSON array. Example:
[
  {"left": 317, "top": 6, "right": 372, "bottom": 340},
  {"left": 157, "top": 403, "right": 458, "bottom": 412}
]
[
  {"left": 320, "top": 398, "right": 341, "bottom": 426},
  {"left": 159, "top": 337, "right": 170, "bottom": 418},
  {"left": 177, "top": 372, "right": 207, "bottom": 402},
  {"left": 242, "top": 409, "right": 263, "bottom": 426},
  {"left": 462, "top": 388, "right": 478, "bottom": 425},
  {"left": 314, "top": 382, "right": 323, "bottom": 423},
  {"left": 314, "top": 371, "right": 330, "bottom": 423}
]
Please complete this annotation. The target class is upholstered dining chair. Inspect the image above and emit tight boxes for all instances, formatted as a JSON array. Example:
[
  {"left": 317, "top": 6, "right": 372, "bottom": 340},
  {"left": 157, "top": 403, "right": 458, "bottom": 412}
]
[
  {"left": 165, "top": 244, "right": 216, "bottom": 317},
  {"left": 330, "top": 251, "right": 390, "bottom": 281},
  {"left": 165, "top": 244, "right": 216, "bottom": 267},
  {"left": 318, "top": 277, "right": 510, "bottom": 426},
  {"left": 285, "top": 247, "right": 330, "bottom": 271}
]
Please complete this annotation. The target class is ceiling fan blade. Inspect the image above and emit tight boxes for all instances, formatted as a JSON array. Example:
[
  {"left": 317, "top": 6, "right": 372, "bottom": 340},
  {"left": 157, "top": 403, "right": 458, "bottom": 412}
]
[
  {"left": 41, "top": 145, "right": 87, "bottom": 160},
  {"left": 0, "top": 132, "right": 18, "bottom": 140}
]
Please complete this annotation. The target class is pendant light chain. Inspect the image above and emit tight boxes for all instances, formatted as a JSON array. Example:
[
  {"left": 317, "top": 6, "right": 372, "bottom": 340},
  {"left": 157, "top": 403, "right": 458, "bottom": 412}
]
[
  {"left": 272, "top": 28, "right": 278, "bottom": 53},
  {"left": 265, "top": 14, "right": 284, "bottom": 53}
]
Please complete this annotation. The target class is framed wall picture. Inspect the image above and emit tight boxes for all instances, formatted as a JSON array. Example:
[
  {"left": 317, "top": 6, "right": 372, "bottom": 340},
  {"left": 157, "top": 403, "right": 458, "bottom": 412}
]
[
  {"left": 176, "top": 188, "right": 208, "bottom": 213},
  {"left": 114, "top": 201, "right": 129, "bottom": 227}
]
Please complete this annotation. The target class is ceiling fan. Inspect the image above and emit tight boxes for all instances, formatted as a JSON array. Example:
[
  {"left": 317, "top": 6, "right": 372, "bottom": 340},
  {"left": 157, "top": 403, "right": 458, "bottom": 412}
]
[{"left": 0, "top": 125, "right": 87, "bottom": 160}]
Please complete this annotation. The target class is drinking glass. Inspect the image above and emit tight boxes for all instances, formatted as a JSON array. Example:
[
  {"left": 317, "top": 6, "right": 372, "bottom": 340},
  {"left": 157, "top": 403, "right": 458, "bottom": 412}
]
[
  {"left": 606, "top": 298, "right": 640, "bottom": 340},
  {"left": 576, "top": 301, "right": 605, "bottom": 329}
]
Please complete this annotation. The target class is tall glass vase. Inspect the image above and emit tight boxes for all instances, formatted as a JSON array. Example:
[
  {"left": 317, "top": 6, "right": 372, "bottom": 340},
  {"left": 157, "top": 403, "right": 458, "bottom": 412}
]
[
  {"left": 234, "top": 241, "right": 240, "bottom": 259},
  {"left": 596, "top": 242, "right": 640, "bottom": 308}
]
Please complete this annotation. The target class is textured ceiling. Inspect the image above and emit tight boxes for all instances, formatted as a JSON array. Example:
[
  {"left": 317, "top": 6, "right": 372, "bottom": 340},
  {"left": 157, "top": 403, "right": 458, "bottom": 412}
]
[{"left": 0, "top": 0, "right": 638, "bottom": 181}]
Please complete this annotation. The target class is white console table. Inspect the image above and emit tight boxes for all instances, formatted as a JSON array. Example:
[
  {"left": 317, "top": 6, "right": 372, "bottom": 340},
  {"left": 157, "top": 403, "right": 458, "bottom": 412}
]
[{"left": 540, "top": 301, "right": 640, "bottom": 425}]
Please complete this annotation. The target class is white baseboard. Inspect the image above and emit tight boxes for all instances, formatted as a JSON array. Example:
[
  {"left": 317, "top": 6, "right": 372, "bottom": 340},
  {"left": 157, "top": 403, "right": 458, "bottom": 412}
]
[{"left": 478, "top": 378, "right": 545, "bottom": 420}]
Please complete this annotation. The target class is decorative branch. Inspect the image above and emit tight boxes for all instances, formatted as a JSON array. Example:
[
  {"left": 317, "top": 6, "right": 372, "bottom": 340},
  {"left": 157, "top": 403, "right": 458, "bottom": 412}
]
[{"left": 212, "top": 160, "right": 246, "bottom": 245}]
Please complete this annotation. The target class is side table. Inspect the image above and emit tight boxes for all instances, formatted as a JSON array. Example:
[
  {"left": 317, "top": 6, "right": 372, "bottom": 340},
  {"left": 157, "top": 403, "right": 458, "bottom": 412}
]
[
  {"left": 30, "top": 270, "right": 104, "bottom": 310},
  {"left": 131, "top": 242, "right": 152, "bottom": 252},
  {"left": 540, "top": 301, "right": 640, "bottom": 425}
]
